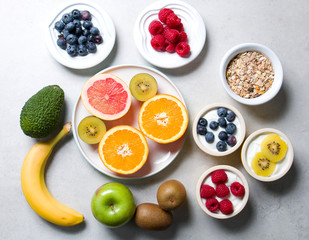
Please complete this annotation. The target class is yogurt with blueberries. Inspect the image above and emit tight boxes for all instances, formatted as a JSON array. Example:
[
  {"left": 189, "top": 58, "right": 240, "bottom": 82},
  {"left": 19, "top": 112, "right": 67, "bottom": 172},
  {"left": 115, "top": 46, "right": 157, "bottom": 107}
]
[{"left": 196, "top": 107, "right": 241, "bottom": 152}]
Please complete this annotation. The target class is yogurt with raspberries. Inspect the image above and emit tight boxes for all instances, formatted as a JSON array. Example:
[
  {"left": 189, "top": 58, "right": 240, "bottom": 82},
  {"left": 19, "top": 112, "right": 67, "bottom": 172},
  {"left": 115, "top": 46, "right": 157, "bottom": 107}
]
[
  {"left": 197, "top": 108, "right": 241, "bottom": 151},
  {"left": 201, "top": 170, "right": 244, "bottom": 213}
]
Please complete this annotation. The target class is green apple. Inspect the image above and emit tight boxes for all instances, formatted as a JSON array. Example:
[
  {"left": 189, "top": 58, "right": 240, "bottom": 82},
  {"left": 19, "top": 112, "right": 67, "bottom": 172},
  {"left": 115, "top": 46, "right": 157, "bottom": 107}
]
[{"left": 91, "top": 182, "right": 136, "bottom": 227}]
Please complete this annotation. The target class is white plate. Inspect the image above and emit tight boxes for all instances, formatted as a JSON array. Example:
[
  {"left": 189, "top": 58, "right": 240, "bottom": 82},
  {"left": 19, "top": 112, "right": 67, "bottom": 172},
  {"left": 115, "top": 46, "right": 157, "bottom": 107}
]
[
  {"left": 72, "top": 64, "right": 187, "bottom": 179},
  {"left": 45, "top": 1, "right": 116, "bottom": 69},
  {"left": 134, "top": 0, "right": 206, "bottom": 69}
]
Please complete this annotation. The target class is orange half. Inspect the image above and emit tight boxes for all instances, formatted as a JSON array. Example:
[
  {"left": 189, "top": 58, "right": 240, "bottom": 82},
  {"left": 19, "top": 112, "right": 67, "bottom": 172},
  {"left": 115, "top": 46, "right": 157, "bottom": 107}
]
[
  {"left": 138, "top": 94, "right": 188, "bottom": 144},
  {"left": 98, "top": 125, "right": 149, "bottom": 175}
]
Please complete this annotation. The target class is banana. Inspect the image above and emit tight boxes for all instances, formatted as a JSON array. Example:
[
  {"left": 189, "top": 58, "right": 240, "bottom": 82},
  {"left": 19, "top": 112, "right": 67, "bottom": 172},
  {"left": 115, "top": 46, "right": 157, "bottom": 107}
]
[{"left": 21, "top": 122, "right": 84, "bottom": 226}]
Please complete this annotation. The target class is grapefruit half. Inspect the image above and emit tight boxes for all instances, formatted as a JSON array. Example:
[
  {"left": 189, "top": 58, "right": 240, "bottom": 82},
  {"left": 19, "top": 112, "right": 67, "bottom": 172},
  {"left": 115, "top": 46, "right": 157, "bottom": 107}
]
[{"left": 81, "top": 73, "right": 132, "bottom": 120}]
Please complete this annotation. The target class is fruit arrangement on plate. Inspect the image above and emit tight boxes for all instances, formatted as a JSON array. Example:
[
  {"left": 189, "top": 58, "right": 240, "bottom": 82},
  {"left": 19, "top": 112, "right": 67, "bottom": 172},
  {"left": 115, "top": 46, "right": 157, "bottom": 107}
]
[{"left": 18, "top": 0, "right": 294, "bottom": 233}]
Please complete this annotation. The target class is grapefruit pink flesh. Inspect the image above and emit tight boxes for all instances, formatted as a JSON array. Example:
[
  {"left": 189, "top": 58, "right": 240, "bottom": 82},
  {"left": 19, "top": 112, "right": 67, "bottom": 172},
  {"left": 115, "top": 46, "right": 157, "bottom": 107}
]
[{"left": 81, "top": 74, "right": 132, "bottom": 120}]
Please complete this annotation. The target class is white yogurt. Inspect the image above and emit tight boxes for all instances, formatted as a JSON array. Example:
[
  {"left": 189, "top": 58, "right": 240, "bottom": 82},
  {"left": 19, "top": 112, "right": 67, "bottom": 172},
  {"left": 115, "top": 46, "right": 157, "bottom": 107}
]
[
  {"left": 197, "top": 108, "right": 241, "bottom": 151},
  {"left": 201, "top": 170, "right": 244, "bottom": 212},
  {"left": 246, "top": 134, "right": 289, "bottom": 176}
]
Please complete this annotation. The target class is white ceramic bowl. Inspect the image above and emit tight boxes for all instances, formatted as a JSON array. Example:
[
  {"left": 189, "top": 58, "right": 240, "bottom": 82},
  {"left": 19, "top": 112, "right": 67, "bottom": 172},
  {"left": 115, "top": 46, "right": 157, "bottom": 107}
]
[
  {"left": 241, "top": 128, "right": 294, "bottom": 182},
  {"left": 220, "top": 43, "right": 283, "bottom": 105},
  {"left": 196, "top": 165, "right": 249, "bottom": 219},
  {"left": 192, "top": 103, "right": 246, "bottom": 157}
]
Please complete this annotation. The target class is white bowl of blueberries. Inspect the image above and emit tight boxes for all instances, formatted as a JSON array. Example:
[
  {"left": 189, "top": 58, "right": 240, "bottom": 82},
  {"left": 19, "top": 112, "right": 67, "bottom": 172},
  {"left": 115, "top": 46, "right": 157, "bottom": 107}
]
[
  {"left": 45, "top": 1, "right": 116, "bottom": 69},
  {"left": 192, "top": 103, "right": 246, "bottom": 156}
]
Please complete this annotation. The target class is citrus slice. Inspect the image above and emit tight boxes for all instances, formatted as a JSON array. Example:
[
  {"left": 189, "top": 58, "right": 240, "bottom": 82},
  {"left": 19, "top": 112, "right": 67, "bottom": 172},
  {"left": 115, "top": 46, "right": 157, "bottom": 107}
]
[
  {"left": 81, "top": 73, "right": 132, "bottom": 120},
  {"left": 138, "top": 94, "right": 188, "bottom": 144},
  {"left": 98, "top": 125, "right": 149, "bottom": 175}
]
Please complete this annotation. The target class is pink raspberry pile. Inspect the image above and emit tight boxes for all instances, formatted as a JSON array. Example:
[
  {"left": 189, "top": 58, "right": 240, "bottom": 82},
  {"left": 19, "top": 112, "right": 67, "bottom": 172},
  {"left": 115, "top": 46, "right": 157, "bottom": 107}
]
[
  {"left": 148, "top": 8, "right": 191, "bottom": 57},
  {"left": 200, "top": 169, "right": 246, "bottom": 215}
]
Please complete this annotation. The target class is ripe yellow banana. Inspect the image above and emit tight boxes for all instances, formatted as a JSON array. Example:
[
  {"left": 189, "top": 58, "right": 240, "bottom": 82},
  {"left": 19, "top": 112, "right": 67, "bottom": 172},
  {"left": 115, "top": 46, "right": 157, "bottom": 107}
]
[{"left": 21, "top": 122, "right": 84, "bottom": 226}]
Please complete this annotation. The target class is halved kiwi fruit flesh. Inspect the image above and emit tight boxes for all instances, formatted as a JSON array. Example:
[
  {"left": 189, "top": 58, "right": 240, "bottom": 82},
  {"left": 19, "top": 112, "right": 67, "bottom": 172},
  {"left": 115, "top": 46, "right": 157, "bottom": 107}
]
[
  {"left": 261, "top": 134, "right": 288, "bottom": 162},
  {"left": 251, "top": 152, "right": 277, "bottom": 177},
  {"left": 129, "top": 73, "right": 158, "bottom": 101},
  {"left": 78, "top": 116, "right": 106, "bottom": 144}
]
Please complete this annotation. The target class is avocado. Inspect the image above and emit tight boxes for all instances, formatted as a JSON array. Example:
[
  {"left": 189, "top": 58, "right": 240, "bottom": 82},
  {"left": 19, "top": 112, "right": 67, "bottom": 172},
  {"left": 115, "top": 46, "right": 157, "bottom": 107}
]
[{"left": 20, "top": 85, "right": 64, "bottom": 138}]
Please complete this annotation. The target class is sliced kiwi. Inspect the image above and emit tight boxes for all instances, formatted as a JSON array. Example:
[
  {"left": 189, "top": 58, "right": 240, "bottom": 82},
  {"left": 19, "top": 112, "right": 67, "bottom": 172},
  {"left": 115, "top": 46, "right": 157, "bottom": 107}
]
[
  {"left": 251, "top": 152, "right": 277, "bottom": 177},
  {"left": 261, "top": 134, "right": 288, "bottom": 162},
  {"left": 129, "top": 73, "right": 158, "bottom": 101},
  {"left": 78, "top": 116, "right": 106, "bottom": 144}
]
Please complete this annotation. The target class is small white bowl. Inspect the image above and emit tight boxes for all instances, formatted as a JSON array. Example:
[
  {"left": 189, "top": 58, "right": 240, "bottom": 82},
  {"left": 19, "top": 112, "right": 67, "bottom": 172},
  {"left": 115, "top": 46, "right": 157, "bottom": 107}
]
[
  {"left": 192, "top": 103, "right": 246, "bottom": 157},
  {"left": 220, "top": 43, "right": 283, "bottom": 105},
  {"left": 241, "top": 128, "right": 294, "bottom": 182},
  {"left": 196, "top": 165, "right": 250, "bottom": 219}
]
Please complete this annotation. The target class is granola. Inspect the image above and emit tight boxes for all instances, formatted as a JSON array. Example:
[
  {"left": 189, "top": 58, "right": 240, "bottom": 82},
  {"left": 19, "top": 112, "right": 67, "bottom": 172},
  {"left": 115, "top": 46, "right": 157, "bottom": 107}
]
[{"left": 226, "top": 51, "right": 274, "bottom": 99}]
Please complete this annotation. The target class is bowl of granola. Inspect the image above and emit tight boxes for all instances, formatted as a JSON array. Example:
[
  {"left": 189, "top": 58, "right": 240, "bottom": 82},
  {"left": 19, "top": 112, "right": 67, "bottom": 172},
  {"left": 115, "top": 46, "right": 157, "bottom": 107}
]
[{"left": 220, "top": 43, "right": 283, "bottom": 105}]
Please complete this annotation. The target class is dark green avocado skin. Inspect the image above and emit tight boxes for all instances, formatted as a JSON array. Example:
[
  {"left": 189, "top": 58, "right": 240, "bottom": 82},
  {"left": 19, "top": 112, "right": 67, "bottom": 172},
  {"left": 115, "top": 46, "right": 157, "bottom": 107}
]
[{"left": 20, "top": 85, "right": 64, "bottom": 138}]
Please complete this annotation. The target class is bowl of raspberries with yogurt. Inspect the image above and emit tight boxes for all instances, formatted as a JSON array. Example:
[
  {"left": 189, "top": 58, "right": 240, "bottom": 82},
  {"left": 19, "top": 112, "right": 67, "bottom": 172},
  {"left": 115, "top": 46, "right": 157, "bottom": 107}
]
[
  {"left": 196, "top": 165, "right": 249, "bottom": 219},
  {"left": 192, "top": 103, "right": 246, "bottom": 156}
]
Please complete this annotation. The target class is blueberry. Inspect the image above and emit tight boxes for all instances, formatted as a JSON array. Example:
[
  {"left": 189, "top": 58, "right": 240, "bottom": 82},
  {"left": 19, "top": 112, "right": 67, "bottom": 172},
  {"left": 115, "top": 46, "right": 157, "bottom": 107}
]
[
  {"left": 218, "top": 117, "right": 227, "bottom": 128},
  {"left": 83, "top": 29, "right": 90, "bottom": 36},
  {"left": 55, "top": 21, "right": 65, "bottom": 32},
  {"left": 227, "top": 135, "right": 237, "bottom": 147},
  {"left": 218, "top": 131, "right": 228, "bottom": 141},
  {"left": 57, "top": 37, "right": 67, "bottom": 49},
  {"left": 87, "top": 42, "right": 97, "bottom": 53},
  {"left": 209, "top": 121, "right": 219, "bottom": 130},
  {"left": 197, "top": 125, "right": 207, "bottom": 135},
  {"left": 77, "top": 44, "right": 88, "bottom": 56},
  {"left": 216, "top": 141, "right": 227, "bottom": 152},
  {"left": 75, "top": 27, "right": 83, "bottom": 37},
  {"left": 78, "top": 35, "right": 87, "bottom": 45},
  {"left": 217, "top": 107, "right": 227, "bottom": 117},
  {"left": 205, "top": 132, "right": 214, "bottom": 143},
  {"left": 81, "top": 10, "right": 92, "bottom": 21},
  {"left": 83, "top": 20, "right": 93, "bottom": 29},
  {"left": 72, "top": 19, "right": 81, "bottom": 28},
  {"left": 90, "top": 26, "right": 99, "bottom": 35},
  {"left": 226, "top": 123, "right": 237, "bottom": 134},
  {"left": 94, "top": 34, "right": 103, "bottom": 44},
  {"left": 226, "top": 111, "right": 236, "bottom": 122},
  {"left": 61, "top": 29, "right": 70, "bottom": 38},
  {"left": 71, "top": 9, "right": 81, "bottom": 19},
  {"left": 66, "top": 44, "right": 77, "bottom": 56},
  {"left": 198, "top": 118, "right": 207, "bottom": 126},
  {"left": 65, "top": 22, "right": 75, "bottom": 32},
  {"left": 62, "top": 13, "right": 73, "bottom": 24},
  {"left": 66, "top": 34, "right": 77, "bottom": 45},
  {"left": 87, "top": 34, "right": 95, "bottom": 42}
]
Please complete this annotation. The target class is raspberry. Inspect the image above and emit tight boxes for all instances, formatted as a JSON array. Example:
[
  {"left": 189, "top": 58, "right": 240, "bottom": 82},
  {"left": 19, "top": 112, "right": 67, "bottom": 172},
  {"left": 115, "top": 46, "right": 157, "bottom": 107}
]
[
  {"left": 216, "top": 183, "right": 230, "bottom": 198},
  {"left": 158, "top": 8, "right": 174, "bottom": 23},
  {"left": 175, "top": 22, "right": 184, "bottom": 32},
  {"left": 211, "top": 170, "right": 228, "bottom": 184},
  {"left": 150, "top": 35, "right": 165, "bottom": 51},
  {"left": 148, "top": 20, "right": 164, "bottom": 35},
  {"left": 178, "top": 31, "right": 187, "bottom": 42},
  {"left": 206, "top": 198, "right": 219, "bottom": 212},
  {"left": 175, "top": 42, "right": 190, "bottom": 57},
  {"left": 166, "top": 13, "right": 181, "bottom": 29},
  {"left": 163, "top": 27, "right": 179, "bottom": 44},
  {"left": 219, "top": 199, "right": 234, "bottom": 215},
  {"left": 200, "top": 184, "right": 216, "bottom": 199},
  {"left": 230, "top": 182, "right": 245, "bottom": 197},
  {"left": 165, "top": 40, "right": 176, "bottom": 53}
]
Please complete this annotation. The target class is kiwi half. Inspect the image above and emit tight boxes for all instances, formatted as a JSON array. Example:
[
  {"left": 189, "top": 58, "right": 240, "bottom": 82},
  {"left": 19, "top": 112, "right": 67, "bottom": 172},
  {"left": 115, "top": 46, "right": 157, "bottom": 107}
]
[
  {"left": 78, "top": 116, "right": 106, "bottom": 144},
  {"left": 129, "top": 73, "right": 158, "bottom": 101},
  {"left": 261, "top": 134, "right": 288, "bottom": 162},
  {"left": 251, "top": 152, "right": 276, "bottom": 177}
]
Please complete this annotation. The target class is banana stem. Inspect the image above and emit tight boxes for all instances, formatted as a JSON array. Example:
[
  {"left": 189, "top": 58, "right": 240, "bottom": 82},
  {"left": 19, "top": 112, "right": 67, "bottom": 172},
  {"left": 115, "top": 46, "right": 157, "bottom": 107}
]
[{"left": 45, "top": 122, "right": 72, "bottom": 148}]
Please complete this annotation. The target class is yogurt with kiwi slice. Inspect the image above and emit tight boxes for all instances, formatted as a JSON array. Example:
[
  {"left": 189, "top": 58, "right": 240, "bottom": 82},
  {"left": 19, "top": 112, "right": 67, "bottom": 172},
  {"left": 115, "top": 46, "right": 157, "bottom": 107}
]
[
  {"left": 246, "top": 133, "right": 289, "bottom": 176},
  {"left": 197, "top": 108, "right": 241, "bottom": 151}
]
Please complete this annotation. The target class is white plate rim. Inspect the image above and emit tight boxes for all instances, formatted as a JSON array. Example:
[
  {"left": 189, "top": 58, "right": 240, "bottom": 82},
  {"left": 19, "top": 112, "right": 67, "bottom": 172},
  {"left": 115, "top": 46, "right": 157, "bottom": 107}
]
[
  {"left": 45, "top": 0, "right": 116, "bottom": 69},
  {"left": 72, "top": 64, "right": 187, "bottom": 180},
  {"left": 134, "top": 0, "right": 206, "bottom": 69}
]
